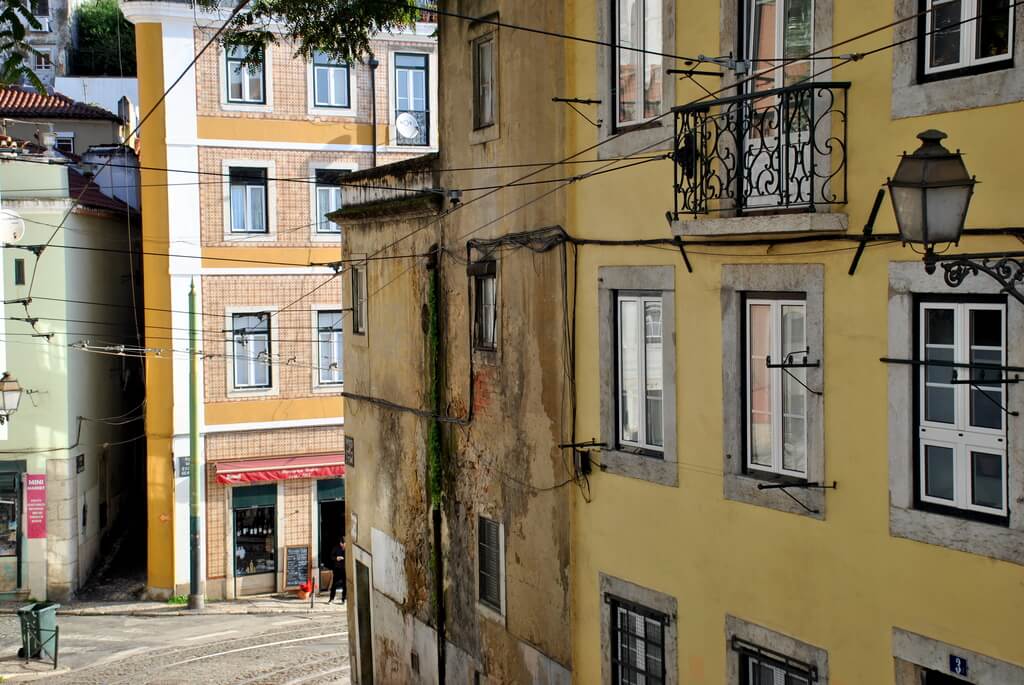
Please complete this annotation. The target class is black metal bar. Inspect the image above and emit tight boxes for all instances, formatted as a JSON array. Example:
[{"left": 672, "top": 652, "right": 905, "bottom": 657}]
[
  {"left": 756, "top": 481, "right": 837, "bottom": 490},
  {"left": 765, "top": 354, "right": 820, "bottom": 368},
  {"left": 849, "top": 189, "right": 885, "bottom": 276},
  {"left": 666, "top": 68, "right": 724, "bottom": 77},
  {"left": 551, "top": 97, "right": 601, "bottom": 105},
  {"left": 949, "top": 371, "right": 1020, "bottom": 385},
  {"left": 731, "top": 637, "right": 819, "bottom": 682},
  {"left": 880, "top": 357, "right": 1024, "bottom": 374},
  {"left": 673, "top": 235, "right": 694, "bottom": 273},
  {"left": 672, "top": 81, "right": 851, "bottom": 114}
]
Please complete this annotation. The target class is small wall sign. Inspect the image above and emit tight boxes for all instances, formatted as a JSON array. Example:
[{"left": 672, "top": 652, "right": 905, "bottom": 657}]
[
  {"left": 25, "top": 474, "right": 46, "bottom": 539},
  {"left": 178, "top": 457, "right": 190, "bottom": 478},
  {"left": 949, "top": 654, "right": 968, "bottom": 677},
  {"left": 344, "top": 436, "right": 354, "bottom": 467},
  {"left": 75, "top": 454, "right": 85, "bottom": 474}
]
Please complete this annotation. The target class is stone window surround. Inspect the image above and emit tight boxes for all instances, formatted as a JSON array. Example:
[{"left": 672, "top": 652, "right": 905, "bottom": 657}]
[
  {"left": 887, "top": 261, "right": 1024, "bottom": 564},
  {"left": 599, "top": 573, "right": 678, "bottom": 685},
  {"left": 219, "top": 44, "right": 274, "bottom": 114},
  {"left": 387, "top": 45, "right": 439, "bottom": 149},
  {"left": 307, "top": 54, "right": 359, "bottom": 118},
  {"left": 668, "top": 0, "right": 847, "bottom": 236},
  {"left": 224, "top": 305, "right": 280, "bottom": 399},
  {"left": 221, "top": 159, "right": 278, "bottom": 242},
  {"left": 721, "top": 264, "right": 827, "bottom": 518},
  {"left": 310, "top": 305, "right": 345, "bottom": 394},
  {"left": 893, "top": 628, "right": 1024, "bottom": 684},
  {"left": 891, "top": 0, "right": 1024, "bottom": 118},
  {"left": 725, "top": 614, "right": 829, "bottom": 684},
  {"left": 469, "top": 28, "right": 500, "bottom": 146},
  {"left": 598, "top": 265, "right": 678, "bottom": 487},
  {"left": 594, "top": 0, "right": 677, "bottom": 159},
  {"left": 347, "top": 256, "right": 368, "bottom": 348}
]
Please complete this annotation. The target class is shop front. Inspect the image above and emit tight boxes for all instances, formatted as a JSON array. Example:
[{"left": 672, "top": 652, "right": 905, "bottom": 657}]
[{"left": 209, "top": 452, "right": 345, "bottom": 599}]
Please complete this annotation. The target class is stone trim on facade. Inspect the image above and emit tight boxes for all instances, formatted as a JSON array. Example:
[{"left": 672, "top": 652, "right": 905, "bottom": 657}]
[
  {"left": 725, "top": 614, "right": 829, "bottom": 684},
  {"left": 893, "top": 628, "right": 1024, "bottom": 684},
  {"left": 721, "top": 264, "right": 827, "bottom": 518},
  {"left": 599, "top": 573, "right": 678, "bottom": 685},
  {"left": 887, "top": 261, "right": 1024, "bottom": 564},
  {"left": 598, "top": 265, "right": 678, "bottom": 487}
]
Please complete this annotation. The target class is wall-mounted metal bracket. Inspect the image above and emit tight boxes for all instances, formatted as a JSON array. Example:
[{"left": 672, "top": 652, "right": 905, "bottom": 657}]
[
  {"left": 848, "top": 188, "right": 885, "bottom": 276},
  {"left": 552, "top": 97, "right": 602, "bottom": 128},
  {"left": 756, "top": 481, "right": 837, "bottom": 514},
  {"left": 765, "top": 353, "right": 820, "bottom": 369}
]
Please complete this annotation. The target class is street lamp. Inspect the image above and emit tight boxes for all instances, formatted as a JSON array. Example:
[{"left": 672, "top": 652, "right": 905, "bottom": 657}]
[
  {"left": 887, "top": 130, "right": 1024, "bottom": 304},
  {"left": 886, "top": 129, "right": 976, "bottom": 273},
  {"left": 0, "top": 373, "right": 23, "bottom": 424}
]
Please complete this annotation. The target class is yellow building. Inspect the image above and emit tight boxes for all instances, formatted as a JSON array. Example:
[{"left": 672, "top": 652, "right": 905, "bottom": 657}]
[
  {"left": 567, "top": 0, "right": 1024, "bottom": 683},
  {"left": 123, "top": 0, "right": 437, "bottom": 599}
]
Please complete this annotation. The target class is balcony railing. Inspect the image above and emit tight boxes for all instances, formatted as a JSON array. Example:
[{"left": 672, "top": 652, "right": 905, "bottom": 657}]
[
  {"left": 395, "top": 109, "right": 430, "bottom": 146},
  {"left": 672, "top": 81, "right": 850, "bottom": 218}
]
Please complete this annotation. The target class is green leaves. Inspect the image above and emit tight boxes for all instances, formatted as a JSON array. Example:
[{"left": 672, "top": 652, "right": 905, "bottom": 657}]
[
  {"left": 194, "top": 0, "right": 424, "bottom": 67},
  {"left": 72, "top": 0, "right": 136, "bottom": 77},
  {"left": 0, "top": 0, "right": 45, "bottom": 91}
]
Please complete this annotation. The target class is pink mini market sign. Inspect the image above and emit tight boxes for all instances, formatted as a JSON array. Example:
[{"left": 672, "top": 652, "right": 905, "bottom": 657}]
[{"left": 25, "top": 475, "right": 45, "bottom": 539}]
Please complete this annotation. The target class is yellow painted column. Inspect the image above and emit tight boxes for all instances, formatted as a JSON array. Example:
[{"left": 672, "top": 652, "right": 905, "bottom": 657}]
[{"left": 135, "top": 21, "right": 175, "bottom": 595}]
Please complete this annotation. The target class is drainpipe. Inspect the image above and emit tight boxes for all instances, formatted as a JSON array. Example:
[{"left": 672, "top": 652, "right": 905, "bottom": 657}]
[
  {"left": 368, "top": 57, "right": 379, "bottom": 168},
  {"left": 425, "top": 247, "right": 445, "bottom": 683}
]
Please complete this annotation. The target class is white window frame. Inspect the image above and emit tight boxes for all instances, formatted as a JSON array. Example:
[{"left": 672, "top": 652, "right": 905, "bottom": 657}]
[
  {"left": 222, "top": 160, "right": 276, "bottom": 240},
  {"left": 743, "top": 0, "right": 815, "bottom": 92},
  {"left": 612, "top": 0, "right": 664, "bottom": 128},
  {"left": 918, "top": 301, "right": 1008, "bottom": 516},
  {"left": 308, "top": 162, "right": 356, "bottom": 240},
  {"left": 473, "top": 270, "right": 497, "bottom": 351},
  {"left": 476, "top": 515, "right": 505, "bottom": 622},
  {"left": 923, "top": 0, "right": 1015, "bottom": 76},
  {"left": 229, "top": 311, "right": 273, "bottom": 391},
  {"left": 388, "top": 47, "right": 438, "bottom": 148},
  {"left": 616, "top": 292, "right": 665, "bottom": 454},
  {"left": 315, "top": 309, "right": 344, "bottom": 387},
  {"left": 311, "top": 52, "right": 351, "bottom": 109},
  {"left": 33, "top": 49, "right": 53, "bottom": 71},
  {"left": 220, "top": 45, "right": 273, "bottom": 113},
  {"left": 225, "top": 46, "right": 266, "bottom": 104},
  {"left": 54, "top": 132, "right": 74, "bottom": 155},
  {"left": 745, "top": 298, "right": 809, "bottom": 479},
  {"left": 473, "top": 34, "right": 495, "bottom": 129}
]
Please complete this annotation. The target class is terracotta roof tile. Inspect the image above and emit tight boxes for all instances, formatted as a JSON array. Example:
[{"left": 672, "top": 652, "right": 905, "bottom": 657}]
[{"left": 0, "top": 86, "right": 121, "bottom": 122}]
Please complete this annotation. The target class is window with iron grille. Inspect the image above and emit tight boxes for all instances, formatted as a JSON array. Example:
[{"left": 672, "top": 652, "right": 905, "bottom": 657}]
[
  {"left": 395, "top": 53, "right": 429, "bottom": 145},
  {"left": 616, "top": 292, "right": 664, "bottom": 454},
  {"left": 351, "top": 265, "right": 367, "bottom": 335},
  {"left": 314, "top": 169, "right": 348, "bottom": 234},
  {"left": 226, "top": 46, "right": 266, "bottom": 104},
  {"left": 609, "top": 597, "right": 666, "bottom": 685},
  {"left": 229, "top": 167, "right": 268, "bottom": 233},
  {"left": 472, "top": 261, "right": 497, "bottom": 350},
  {"left": 477, "top": 516, "right": 502, "bottom": 612},
  {"left": 916, "top": 298, "right": 1008, "bottom": 520},
  {"left": 733, "top": 637, "right": 817, "bottom": 685},
  {"left": 232, "top": 313, "right": 271, "bottom": 389},
  {"left": 317, "top": 311, "right": 343, "bottom": 385},
  {"left": 312, "top": 51, "right": 350, "bottom": 108}
]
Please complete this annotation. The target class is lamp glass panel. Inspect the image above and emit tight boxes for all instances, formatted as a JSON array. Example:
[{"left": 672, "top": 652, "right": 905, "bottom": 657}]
[
  {"left": 923, "top": 185, "right": 971, "bottom": 243},
  {"left": 891, "top": 186, "right": 924, "bottom": 243}
]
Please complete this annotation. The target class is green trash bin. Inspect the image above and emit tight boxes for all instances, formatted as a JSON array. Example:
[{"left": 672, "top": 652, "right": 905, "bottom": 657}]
[{"left": 17, "top": 602, "right": 59, "bottom": 668}]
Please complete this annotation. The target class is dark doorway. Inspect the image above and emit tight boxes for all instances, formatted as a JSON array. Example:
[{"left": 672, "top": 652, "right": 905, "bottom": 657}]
[
  {"left": 319, "top": 500, "right": 344, "bottom": 563},
  {"left": 356, "top": 560, "right": 373, "bottom": 685},
  {"left": 922, "top": 669, "right": 968, "bottom": 684}
]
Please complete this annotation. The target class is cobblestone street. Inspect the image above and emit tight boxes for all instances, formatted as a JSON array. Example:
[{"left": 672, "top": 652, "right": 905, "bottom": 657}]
[{"left": 0, "top": 605, "right": 349, "bottom": 684}]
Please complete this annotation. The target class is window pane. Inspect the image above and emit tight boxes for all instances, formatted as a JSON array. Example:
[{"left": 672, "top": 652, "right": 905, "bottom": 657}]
[
  {"left": 314, "top": 67, "right": 330, "bottom": 105},
  {"left": 643, "top": 0, "right": 662, "bottom": 118},
  {"left": 644, "top": 301, "right": 664, "bottom": 448},
  {"left": 782, "top": 416, "right": 806, "bottom": 473},
  {"left": 924, "top": 345, "right": 955, "bottom": 384},
  {"left": 397, "top": 71, "right": 409, "bottom": 110},
  {"left": 234, "top": 337, "right": 249, "bottom": 385},
  {"left": 783, "top": 0, "right": 813, "bottom": 86},
  {"left": 229, "top": 66, "right": 244, "bottom": 101},
  {"left": 925, "top": 386, "right": 955, "bottom": 423},
  {"left": 970, "top": 387, "right": 1003, "bottom": 429},
  {"left": 749, "top": 304, "right": 772, "bottom": 467},
  {"left": 394, "top": 53, "right": 427, "bottom": 68},
  {"left": 252, "top": 337, "right": 270, "bottom": 386},
  {"left": 926, "top": 307, "right": 955, "bottom": 344},
  {"left": 619, "top": 299, "right": 641, "bottom": 445},
  {"left": 617, "top": 0, "right": 639, "bottom": 123},
  {"left": 971, "top": 450, "right": 1004, "bottom": 509},
  {"left": 248, "top": 68, "right": 264, "bottom": 101},
  {"left": 230, "top": 185, "right": 246, "bottom": 231},
  {"left": 748, "top": 0, "right": 778, "bottom": 93},
  {"left": 332, "top": 67, "right": 349, "bottom": 106},
  {"left": 248, "top": 186, "right": 266, "bottom": 232},
  {"left": 976, "top": 0, "right": 1012, "bottom": 59},
  {"left": 781, "top": 305, "right": 805, "bottom": 357},
  {"left": 930, "top": 0, "right": 964, "bottom": 68},
  {"left": 925, "top": 444, "right": 955, "bottom": 501},
  {"left": 971, "top": 308, "right": 1002, "bottom": 347},
  {"left": 411, "top": 71, "right": 427, "bottom": 110}
]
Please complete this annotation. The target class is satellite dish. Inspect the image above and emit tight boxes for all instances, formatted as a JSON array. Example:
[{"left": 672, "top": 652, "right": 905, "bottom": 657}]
[
  {"left": 0, "top": 210, "right": 25, "bottom": 244},
  {"left": 396, "top": 112, "right": 421, "bottom": 140}
]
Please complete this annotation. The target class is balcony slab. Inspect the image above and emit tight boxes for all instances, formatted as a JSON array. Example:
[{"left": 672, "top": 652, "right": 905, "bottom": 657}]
[{"left": 671, "top": 211, "right": 847, "bottom": 237}]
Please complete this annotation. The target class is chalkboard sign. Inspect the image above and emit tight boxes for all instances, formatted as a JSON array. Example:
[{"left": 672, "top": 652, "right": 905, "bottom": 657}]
[{"left": 285, "top": 545, "right": 310, "bottom": 588}]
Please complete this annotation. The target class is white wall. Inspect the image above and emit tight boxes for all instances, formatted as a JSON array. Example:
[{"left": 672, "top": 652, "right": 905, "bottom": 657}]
[{"left": 55, "top": 77, "right": 138, "bottom": 119}]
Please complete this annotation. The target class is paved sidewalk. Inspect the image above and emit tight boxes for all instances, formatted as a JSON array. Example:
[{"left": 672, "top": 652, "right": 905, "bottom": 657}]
[{"left": 0, "top": 592, "right": 347, "bottom": 618}]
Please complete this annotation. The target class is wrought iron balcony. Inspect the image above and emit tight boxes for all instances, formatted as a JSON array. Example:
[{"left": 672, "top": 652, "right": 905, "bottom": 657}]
[{"left": 672, "top": 81, "right": 850, "bottom": 218}]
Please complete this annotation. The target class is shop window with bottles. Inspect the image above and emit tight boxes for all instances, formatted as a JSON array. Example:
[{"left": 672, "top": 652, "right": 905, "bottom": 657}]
[{"left": 234, "top": 504, "right": 276, "bottom": 577}]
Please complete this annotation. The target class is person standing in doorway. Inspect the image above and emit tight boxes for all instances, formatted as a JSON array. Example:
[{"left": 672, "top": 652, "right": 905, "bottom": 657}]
[{"left": 327, "top": 536, "right": 346, "bottom": 604}]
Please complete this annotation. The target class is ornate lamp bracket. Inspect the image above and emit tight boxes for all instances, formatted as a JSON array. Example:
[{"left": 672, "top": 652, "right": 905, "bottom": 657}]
[{"left": 932, "top": 251, "right": 1024, "bottom": 305}]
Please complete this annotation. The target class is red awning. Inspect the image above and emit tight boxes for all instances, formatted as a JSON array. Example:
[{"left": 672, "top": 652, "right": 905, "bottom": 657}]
[{"left": 214, "top": 453, "right": 345, "bottom": 485}]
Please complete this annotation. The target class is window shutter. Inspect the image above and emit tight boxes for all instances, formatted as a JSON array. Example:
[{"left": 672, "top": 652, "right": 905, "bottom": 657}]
[{"left": 478, "top": 516, "right": 501, "bottom": 610}]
